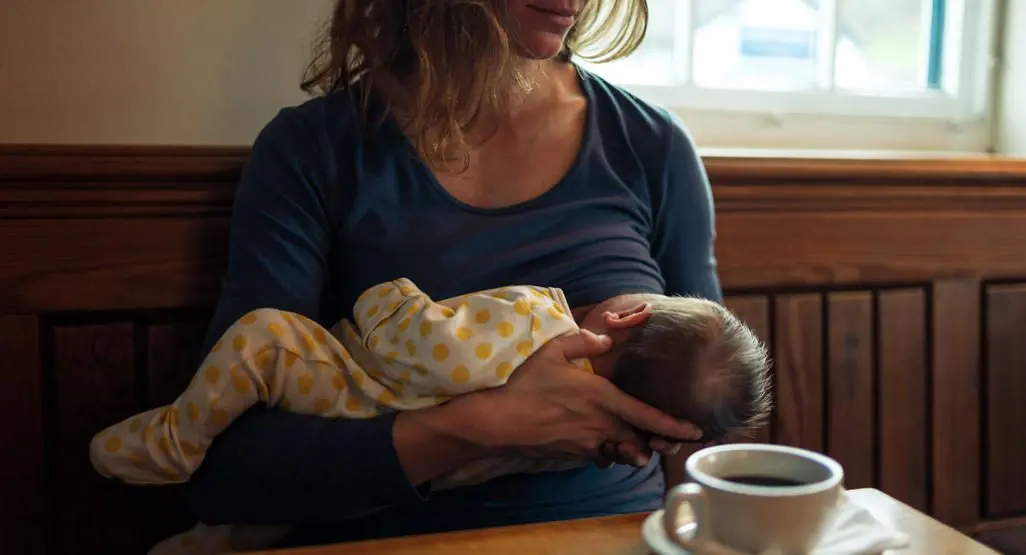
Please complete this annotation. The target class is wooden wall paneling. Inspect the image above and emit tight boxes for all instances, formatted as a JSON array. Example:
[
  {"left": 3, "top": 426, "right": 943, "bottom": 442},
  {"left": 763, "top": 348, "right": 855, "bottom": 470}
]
[
  {"left": 0, "top": 218, "right": 230, "bottom": 313},
  {"left": 141, "top": 319, "right": 212, "bottom": 544},
  {"left": 826, "top": 292, "right": 875, "bottom": 490},
  {"left": 146, "top": 319, "right": 210, "bottom": 407},
  {"left": 723, "top": 295, "right": 773, "bottom": 443},
  {"left": 931, "top": 279, "right": 982, "bottom": 528},
  {"left": 0, "top": 315, "right": 48, "bottom": 555},
  {"left": 984, "top": 283, "right": 1026, "bottom": 518},
  {"left": 714, "top": 209, "right": 1026, "bottom": 290},
  {"left": 773, "top": 294, "right": 824, "bottom": 452},
  {"left": 877, "top": 289, "right": 929, "bottom": 513},
  {"left": 52, "top": 322, "right": 146, "bottom": 555}
]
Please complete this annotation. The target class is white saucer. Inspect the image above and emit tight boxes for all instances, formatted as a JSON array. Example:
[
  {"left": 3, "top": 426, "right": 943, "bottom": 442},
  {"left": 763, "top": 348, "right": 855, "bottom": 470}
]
[{"left": 642, "top": 509, "right": 698, "bottom": 555}]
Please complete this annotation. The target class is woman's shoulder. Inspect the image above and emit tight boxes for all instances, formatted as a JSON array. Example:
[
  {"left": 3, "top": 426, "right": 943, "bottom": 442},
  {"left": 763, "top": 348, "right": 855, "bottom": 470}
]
[
  {"left": 255, "top": 90, "right": 366, "bottom": 151},
  {"left": 577, "top": 66, "right": 694, "bottom": 153},
  {"left": 246, "top": 90, "right": 399, "bottom": 203},
  {"left": 236, "top": 92, "right": 378, "bottom": 231},
  {"left": 577, "top": 66, "right": 703, "bottom": 199}
]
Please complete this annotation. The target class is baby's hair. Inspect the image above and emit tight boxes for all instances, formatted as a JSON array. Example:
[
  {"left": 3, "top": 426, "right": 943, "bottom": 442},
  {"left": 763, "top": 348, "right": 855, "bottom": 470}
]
[{"left": 610, "top": 295, "right": 772, "bottom": 442}]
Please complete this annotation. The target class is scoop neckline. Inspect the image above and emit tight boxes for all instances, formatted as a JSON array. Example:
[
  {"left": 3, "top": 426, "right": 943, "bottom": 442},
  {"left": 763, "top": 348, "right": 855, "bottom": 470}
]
[{"left": 402, "top": 64, "right": 595, "bottom": 216}]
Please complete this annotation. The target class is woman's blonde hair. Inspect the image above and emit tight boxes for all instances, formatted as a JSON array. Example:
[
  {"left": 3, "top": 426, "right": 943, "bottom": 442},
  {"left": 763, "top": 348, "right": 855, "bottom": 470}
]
[{"left": 301, "top": 0, "right": 648, "bottom": 169}]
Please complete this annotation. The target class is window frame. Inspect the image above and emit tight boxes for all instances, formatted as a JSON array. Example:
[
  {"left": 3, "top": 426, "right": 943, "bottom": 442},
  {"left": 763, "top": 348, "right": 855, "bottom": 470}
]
[{"left": 583, "top": 0, "right": 1002, "bottom": 152}]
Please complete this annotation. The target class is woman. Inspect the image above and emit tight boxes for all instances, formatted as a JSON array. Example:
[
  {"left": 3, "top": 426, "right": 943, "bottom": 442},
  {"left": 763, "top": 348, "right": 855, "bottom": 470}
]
[{"left": 187, "top": 0, "right": 720, "bottom": 547}]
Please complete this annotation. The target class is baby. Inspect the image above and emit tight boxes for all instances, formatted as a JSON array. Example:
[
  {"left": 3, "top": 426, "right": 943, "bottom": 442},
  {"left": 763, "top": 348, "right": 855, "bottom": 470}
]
[{"left": 90, "top": 278, "right": 771, "bottom": 554}]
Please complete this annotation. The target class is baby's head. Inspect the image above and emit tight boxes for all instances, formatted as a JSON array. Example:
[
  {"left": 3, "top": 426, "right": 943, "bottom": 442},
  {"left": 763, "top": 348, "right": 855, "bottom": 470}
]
[{"left": 580, "top": 295, "right": 772, "bottom": 443}]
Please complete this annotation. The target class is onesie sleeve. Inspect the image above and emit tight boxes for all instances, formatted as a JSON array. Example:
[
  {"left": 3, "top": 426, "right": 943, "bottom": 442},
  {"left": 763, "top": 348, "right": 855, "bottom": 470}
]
[{"left": 351, "top": 280, "right": 581, "bottom": 397}]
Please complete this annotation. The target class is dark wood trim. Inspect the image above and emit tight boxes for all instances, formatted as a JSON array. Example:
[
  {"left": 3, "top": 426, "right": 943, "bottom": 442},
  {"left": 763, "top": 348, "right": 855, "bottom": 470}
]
[
  {"left": 6, "top": 144, "right": 1026, "bottom": 181},
  {"left": 5, "top": 146, "right": 1026, "bottom": 215},
  {"left": 0, "top": 145, "right": 248, "bottom": 182},
  {"left": 973, "top": 514, "right": 1026, "bottom": 534},
  {"left": 703, "top": 154, "right": 1026, "bottom": 182}
]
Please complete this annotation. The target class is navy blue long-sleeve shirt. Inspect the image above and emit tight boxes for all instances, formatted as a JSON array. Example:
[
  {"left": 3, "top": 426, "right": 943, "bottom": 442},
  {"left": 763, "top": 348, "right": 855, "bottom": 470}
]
[{"left": 186, "top": 67, "right": 721, "bottom": 547}]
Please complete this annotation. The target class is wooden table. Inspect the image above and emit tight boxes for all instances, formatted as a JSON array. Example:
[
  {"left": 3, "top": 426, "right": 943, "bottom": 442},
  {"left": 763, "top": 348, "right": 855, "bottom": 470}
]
[{"left": 251, "top": 489, "right": 998, "bottom": 555}]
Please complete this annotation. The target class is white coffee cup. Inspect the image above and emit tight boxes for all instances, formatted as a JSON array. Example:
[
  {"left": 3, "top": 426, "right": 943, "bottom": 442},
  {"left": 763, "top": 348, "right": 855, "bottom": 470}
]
[{"left": 664, "top": 444, "right": 844, "bottom": 555}]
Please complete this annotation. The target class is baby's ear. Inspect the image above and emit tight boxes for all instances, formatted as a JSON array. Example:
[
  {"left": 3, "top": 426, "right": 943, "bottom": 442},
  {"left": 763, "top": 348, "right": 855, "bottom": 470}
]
[{"left": 603, "top": 302, "right": 653, "bottom": 329}]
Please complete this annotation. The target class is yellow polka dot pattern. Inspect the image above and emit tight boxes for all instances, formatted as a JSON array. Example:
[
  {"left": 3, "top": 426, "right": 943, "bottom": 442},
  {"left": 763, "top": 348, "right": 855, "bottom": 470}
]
[
  {"left": 496, "top": 361, "right": 514, "bottom": 378},
  {"left": 474, "top": 343, "right": 493, "bottom": 360},
  {"left": 451, "top": 365, "right": 471, "bottom": 384},
  {"left": 497, "top": 321, "right": 514, "bottom": 338}
]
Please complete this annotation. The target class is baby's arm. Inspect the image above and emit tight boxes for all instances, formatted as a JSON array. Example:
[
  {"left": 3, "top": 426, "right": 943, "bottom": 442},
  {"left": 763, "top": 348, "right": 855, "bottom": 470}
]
[{"left": 351, "top": 279, "right": 581, "bottom": 400}]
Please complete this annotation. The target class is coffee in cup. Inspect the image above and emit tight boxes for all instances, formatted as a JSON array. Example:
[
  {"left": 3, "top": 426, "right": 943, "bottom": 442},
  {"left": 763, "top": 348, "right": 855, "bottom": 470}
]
[{"left": 663, "top": 443, "right": 844, "bottom": 555}]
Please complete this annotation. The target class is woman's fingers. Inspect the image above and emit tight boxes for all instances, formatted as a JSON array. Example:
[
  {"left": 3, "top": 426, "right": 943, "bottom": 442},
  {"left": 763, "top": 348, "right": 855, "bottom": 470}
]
[
  {"left": 595, "top": 416, "right": 652, "bottom": 467},
  {"left": 594, "top": 380, "right": 703, "bottom": 441},
  {"left": 615, "top": 441, "right": 651, "bottom": 467},
  {"left": 483, "top": 333, "right": 693, "bottom": 465},
  {"left": 594, "top": 443, "right": 617, "bottom": 469},
  {"left": 649, "top": 436, "right": 683, "bottom": 457},
  {"left": 595, "top": 441, "right": 651, "bottom": 468}
]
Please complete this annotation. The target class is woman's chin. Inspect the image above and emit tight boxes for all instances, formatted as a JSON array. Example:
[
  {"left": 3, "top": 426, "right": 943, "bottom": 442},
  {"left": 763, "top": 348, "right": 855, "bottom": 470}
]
[{"left": 515, "top": 34, "right": 570, "bottom": 60}]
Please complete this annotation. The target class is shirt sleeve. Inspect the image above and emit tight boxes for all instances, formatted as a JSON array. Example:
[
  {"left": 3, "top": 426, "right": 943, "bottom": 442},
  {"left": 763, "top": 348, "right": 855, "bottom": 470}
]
[
  {"left": 649, "top": 112, "right": 724, "bottom": 303},
  {"left": 201, "top": 109, "right": 333, "bottom": 351},
  {"left": 186, "top": 108, "right": 428, "bottom": 525}
]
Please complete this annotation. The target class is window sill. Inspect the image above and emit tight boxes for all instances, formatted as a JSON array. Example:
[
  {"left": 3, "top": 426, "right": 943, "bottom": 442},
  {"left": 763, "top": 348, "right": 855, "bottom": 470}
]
[
  {"left": 701, "top": 148, "right": 1026, "bottom": 181},
  {"left": 701, "top": 147, "right": 994, "bottom": 159}
]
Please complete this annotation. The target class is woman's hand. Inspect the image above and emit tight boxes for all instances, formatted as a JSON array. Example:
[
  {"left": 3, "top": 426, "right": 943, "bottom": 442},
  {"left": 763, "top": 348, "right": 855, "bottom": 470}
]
[
  {"left": 393, "top": 329, "right": 701, "bottom": 485},
  {"left": 450, "top": 329, "right": 702, "bottom": 466}
]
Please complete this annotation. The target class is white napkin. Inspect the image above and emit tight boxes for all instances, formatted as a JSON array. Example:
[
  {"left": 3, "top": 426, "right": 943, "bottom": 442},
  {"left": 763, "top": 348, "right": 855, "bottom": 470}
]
[
  {"left": 650, "top": 491, "right": 911, "bottom": 555},
  {"left": 811, "top": 492, "right": 910, "bottom": 555}
]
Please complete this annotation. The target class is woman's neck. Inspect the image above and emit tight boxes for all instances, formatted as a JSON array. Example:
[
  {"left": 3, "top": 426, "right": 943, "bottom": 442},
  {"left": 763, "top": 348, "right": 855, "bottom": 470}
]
[
  {"left": 504, "top": 57, "right": 576, "bottom": 112},
  {"left": 461, "top": 58, "right": 576, "bottom": 139},
  {"left": 374, "top": 56, "right": 578, "bottom": 157}
]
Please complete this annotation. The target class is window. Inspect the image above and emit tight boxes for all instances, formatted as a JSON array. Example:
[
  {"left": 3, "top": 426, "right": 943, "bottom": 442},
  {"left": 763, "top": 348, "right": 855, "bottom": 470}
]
[{"left": 580, "top": 0, "right": 1000, "bottom": 152}]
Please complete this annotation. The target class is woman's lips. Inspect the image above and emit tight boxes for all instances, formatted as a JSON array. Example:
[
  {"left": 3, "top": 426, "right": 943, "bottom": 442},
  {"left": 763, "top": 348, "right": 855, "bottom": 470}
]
[{"left": 527, "top": 4, "right": 577, "bottom": 28}]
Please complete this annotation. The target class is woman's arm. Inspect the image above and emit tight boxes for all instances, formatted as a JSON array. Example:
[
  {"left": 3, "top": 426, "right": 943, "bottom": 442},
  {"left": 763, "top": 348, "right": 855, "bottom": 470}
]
[
  {"left": 190, "top": 403, "right": 487, "bottom": 524},
  {"left": 650, "top": 113, "right": 723, "bottom": 303},
  {"left": 188, "top": 109, "right": 459, "bottom": 524},
  {"left": 647, "top": 113, "right": 723, "bottom": 479}
]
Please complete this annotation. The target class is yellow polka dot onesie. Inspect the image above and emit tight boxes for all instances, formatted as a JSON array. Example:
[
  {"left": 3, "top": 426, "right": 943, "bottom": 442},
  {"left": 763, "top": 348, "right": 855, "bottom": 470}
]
[{"left": 90, "top": 277, "right": 592, "bottom": 490}]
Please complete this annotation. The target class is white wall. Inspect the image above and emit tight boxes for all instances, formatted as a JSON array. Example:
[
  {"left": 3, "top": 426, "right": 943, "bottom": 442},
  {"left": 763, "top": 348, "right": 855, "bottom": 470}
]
[
  {"left": 0, "top": 0, "right": 331, "bottom": 145},
  {"left": 0, "top": 0, "right": 1008, "bottom": 152},
  {"left": 995, "top": 0, "right": 1026, "bottom": 154}
]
